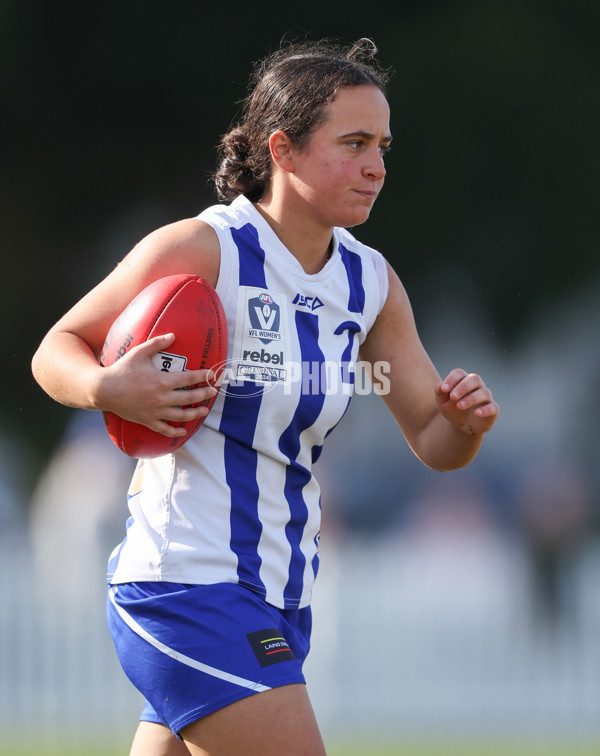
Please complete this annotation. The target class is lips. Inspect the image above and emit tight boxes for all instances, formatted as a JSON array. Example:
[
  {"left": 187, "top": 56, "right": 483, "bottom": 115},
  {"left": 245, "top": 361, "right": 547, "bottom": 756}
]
[{"left": 354, "top": 189, "right": 378, "bottom": 200}]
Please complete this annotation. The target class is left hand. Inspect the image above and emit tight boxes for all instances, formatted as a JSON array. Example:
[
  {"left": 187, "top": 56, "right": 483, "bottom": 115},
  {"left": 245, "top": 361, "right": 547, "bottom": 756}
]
[{"left": 435, "top": 368, "right": 499, "bottom": 435}]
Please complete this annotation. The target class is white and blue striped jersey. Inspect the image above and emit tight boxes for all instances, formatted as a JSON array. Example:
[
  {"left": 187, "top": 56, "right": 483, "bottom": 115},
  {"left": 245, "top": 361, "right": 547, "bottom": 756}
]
[{"left": 107, "top": 195, "right": 389, "bottom": 609}]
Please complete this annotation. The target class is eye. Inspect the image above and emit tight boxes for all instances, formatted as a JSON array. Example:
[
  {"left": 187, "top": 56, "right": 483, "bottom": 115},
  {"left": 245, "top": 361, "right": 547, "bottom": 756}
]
[
  {"left": 346, "top": 140, "right": 363, "bottom": 150},
  {"left": 379, "top": 144, "right": 392, "bottom": 157}
]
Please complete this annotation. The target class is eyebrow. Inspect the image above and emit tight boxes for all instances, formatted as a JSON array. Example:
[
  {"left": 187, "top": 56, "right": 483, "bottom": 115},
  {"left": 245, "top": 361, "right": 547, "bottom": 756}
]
[{"left": 339, "top": 130, "right": 393, "bottom": 143}]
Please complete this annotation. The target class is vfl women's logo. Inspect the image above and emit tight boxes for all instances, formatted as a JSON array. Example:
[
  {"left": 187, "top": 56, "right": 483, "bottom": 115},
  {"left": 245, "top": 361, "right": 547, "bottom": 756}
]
[
  {"left": 230, "top": 286, "right": 290, "bottom": 388},
  {"left": 248, "top": 292, "right": 281, "bottom": 344}
]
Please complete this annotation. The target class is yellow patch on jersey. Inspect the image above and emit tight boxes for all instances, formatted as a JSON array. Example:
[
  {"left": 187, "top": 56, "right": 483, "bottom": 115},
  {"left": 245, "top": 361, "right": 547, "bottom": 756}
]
[{"left": 127, "top": 462, "right": 145, "bottom": 497}]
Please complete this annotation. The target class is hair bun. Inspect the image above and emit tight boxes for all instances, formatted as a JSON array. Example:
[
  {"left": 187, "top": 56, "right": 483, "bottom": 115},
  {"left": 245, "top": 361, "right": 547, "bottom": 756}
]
[
  {"left": 222, "top": 126, "right": 251, "bottom": 163},
  {"left": 214, "top": 125, "right": 265, "bottom": 202}
]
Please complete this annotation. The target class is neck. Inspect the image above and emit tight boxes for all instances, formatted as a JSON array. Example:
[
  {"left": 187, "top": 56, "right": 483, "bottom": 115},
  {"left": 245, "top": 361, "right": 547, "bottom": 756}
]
[{"left": 255, "top": 193, "right": 334, "bottom": 275}]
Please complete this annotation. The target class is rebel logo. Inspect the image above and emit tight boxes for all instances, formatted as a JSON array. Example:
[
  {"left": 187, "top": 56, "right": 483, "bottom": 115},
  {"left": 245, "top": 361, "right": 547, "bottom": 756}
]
[
  {"left": 248, "top": 294, "right": 281, "bottom": 344},
  {"left": 246, "top": 628, "right": 296, "bottom": 667},
  {"left": 242, "top": 349, "right": 283, "bottom": 365}
]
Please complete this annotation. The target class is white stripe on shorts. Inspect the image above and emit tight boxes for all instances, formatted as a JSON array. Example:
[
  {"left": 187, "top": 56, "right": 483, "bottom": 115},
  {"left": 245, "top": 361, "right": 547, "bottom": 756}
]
[{"left": 109, "top": 586, "right": 271, "bottom": 693}]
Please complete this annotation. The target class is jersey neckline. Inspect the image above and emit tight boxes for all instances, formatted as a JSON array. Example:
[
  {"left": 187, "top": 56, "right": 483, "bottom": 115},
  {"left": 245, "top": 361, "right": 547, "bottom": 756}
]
[{"left": 232, "top": 195, "right": 343, "bottom": 282}]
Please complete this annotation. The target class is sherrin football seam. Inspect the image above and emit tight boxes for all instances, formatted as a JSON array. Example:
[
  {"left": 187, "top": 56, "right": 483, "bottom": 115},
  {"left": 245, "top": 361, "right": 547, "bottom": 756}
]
[
  {"left": 143, "top": 275, "right": 195, "bottom": 342},
  {"left": 199, "top": 278, "right": 228, "bottom": 382}
]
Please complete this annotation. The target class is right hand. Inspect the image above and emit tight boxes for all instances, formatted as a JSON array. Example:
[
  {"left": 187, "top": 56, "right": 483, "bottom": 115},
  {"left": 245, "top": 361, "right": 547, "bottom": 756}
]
[{"left": 96, "top": 333, "right": 218, "bottom": 437}]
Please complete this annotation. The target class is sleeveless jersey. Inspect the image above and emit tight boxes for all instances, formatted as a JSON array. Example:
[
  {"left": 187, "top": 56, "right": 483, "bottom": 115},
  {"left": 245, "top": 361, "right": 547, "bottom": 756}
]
[{"left": 107, "top": 195, "right": 389, "bottom": 609}]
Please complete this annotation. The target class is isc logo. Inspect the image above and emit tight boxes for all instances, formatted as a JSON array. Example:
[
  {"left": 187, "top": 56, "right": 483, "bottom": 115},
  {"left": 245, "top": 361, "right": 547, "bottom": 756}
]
[{"left": 292, "top": 294, "right": 324, "bottom": 311}]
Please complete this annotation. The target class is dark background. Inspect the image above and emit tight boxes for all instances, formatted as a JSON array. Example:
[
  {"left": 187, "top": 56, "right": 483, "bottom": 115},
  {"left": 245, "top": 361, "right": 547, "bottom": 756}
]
[{"left": 2, "top": 0, "right": 599, "bottom": 498}]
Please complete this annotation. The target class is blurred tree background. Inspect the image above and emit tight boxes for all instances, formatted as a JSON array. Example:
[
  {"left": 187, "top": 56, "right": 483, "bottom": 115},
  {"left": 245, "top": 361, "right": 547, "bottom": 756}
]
[{"left": 1, "top": 0, "right": 599, "bottom": 496}]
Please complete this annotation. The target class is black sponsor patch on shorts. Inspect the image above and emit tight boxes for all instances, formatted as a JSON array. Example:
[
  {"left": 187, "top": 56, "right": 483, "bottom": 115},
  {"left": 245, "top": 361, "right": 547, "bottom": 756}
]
[{"left": 246, "top": 628, "right": 295, "bottom": 667}]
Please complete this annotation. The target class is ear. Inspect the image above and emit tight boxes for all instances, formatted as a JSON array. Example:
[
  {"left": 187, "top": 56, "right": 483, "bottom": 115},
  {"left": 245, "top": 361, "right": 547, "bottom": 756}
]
[{"left": 268, "top": 130, "right": 296, "bottom": 174}]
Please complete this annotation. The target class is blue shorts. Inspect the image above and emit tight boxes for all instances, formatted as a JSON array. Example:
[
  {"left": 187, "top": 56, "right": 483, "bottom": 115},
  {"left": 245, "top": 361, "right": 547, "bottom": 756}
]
[{"left": 107, "top": 582, "right": 311, "bottom": 736}]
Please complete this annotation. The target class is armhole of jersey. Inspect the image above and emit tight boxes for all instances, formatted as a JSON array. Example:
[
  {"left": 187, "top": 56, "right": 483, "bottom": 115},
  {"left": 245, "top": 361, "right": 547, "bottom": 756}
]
[
  {"left": 361, "top": 249, "right": 390, "bottom": 338},
  {"left": 208, "top": 222, "right": 236, "bottom": 314},
  {"left": 373, "top": 252, "right": 390, "bottom": 316},
  {"left": 336, "top": 227, "right": 389, "bottom": 332}
]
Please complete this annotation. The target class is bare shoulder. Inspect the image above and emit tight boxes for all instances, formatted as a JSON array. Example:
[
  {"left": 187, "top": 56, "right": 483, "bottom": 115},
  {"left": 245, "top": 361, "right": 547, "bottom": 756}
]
[
  {"left": 46, "top": 217, "right": 222, "bottom": 356},
  {"left": 122, "top": 218, "right": 221, "bottom": 289}
]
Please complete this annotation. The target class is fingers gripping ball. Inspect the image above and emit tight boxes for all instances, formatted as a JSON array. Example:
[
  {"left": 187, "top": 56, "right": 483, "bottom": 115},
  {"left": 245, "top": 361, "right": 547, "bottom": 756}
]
[{"left": 100, "top": 274, "right": 228, "bottom": 458}]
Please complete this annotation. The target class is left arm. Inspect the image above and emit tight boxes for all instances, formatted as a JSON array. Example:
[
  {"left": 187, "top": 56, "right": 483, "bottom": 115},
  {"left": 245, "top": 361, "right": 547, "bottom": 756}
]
[{"left": 359, "top": 262, "right": 499, "bottom": 471}]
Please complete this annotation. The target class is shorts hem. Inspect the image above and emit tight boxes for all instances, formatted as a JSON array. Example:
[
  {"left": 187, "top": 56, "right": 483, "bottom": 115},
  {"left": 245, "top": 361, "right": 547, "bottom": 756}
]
[
  {"left": 139, "top": 710, "right": 164, "bottom": 726},
  {"left": 170, "top": 677, "right": 306, "bottom": 737}
]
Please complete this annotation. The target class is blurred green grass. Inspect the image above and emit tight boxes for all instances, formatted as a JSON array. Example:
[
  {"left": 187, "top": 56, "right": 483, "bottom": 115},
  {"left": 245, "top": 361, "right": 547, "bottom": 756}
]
[
  {"left": 3, "top": 741, "right": 600, "bottom": 756},
  {"left": 326, "top": 745, "right": 600, "bottom": 756}
]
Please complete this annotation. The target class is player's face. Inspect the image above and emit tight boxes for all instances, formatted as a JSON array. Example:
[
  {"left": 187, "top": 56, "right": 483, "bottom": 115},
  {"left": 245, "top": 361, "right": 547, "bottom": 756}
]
[{"left": 292, "top": 84, "right": 392, "bottom": 229}]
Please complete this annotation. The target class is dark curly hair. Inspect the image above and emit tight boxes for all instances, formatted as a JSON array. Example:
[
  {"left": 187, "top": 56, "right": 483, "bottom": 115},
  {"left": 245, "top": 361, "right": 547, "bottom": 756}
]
[{"left": 212, "top": 38, "right": 391, "bottom": 203}]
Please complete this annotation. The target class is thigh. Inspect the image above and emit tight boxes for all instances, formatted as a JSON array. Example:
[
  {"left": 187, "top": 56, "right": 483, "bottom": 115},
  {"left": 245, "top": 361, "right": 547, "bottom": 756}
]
[
  {"left": 130, "top": 721, "right": 192, "bottom": 756},
  {"left": 181, "top": 683, "right": 326, "bottom": 756}
]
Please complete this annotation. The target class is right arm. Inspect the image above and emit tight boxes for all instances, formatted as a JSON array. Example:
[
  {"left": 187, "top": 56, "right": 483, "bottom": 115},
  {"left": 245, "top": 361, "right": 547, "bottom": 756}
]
[
  {"left": 32, "top": 218, "right": 222, "bottom": 439},
  {"left": 359, "top": 262, "right": 498, "bottom": 471}
]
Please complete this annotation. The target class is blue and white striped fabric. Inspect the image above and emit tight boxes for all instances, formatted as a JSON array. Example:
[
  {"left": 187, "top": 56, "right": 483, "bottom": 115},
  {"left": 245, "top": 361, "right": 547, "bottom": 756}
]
[{"left": 107, "top": 195, "right": 389, "bottom": 609}]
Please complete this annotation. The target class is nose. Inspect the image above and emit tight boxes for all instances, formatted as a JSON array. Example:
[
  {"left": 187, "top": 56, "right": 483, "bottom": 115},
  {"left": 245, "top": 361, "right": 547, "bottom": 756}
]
[{"left": 364, "top": 146, "right": 386, "bottom": 181}]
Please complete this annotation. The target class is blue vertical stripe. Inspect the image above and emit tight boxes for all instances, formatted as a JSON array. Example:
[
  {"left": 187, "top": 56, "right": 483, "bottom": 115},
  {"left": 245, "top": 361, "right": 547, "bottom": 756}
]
[
  {"left": 221, "top": 389, "right": 264, "bottom": 590},
  {"left": 311, "top": 521, "right": 320, "bottom": 581},
  {"left": 278, "top": 311, "right": 327, "bottom": 603},
  {"left": 221, "top": 223, "right": 266, "bottom": 594},
  {"left": 232, "top": 224, "right": 265, "bottom": 284},
  {"left": 339, "top": 243, "right": 366, "bottom": 314}
]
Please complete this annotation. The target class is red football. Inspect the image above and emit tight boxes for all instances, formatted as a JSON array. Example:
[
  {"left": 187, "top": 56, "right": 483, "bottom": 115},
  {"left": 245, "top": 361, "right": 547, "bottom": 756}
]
[{"left": 100, "top": 274, "right": 227, "bottom": 458}]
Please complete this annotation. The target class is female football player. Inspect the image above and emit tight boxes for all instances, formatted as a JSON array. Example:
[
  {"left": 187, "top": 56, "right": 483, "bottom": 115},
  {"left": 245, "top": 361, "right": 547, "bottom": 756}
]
[{"left": 32, "top": 38, "right": 499, "bottom": 756}]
